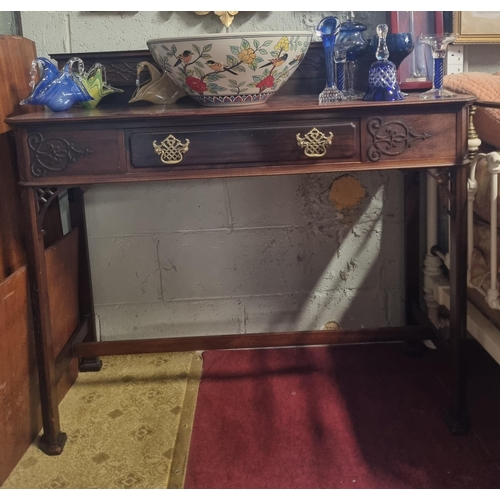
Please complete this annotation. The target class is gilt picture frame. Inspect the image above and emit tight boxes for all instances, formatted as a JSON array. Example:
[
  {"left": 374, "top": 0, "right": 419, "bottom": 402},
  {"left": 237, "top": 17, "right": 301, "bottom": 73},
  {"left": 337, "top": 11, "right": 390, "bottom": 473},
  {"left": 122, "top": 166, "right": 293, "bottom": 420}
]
[{"left": 453, "top": 11, "right": 500, "bottom": 44}]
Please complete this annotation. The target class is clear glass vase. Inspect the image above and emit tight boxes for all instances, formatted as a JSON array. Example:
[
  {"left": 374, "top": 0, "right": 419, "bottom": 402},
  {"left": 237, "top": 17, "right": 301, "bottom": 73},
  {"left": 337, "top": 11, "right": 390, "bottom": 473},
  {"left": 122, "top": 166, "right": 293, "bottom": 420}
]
[{"left": 419, "top": 34, "right": 457, "bottom": 100}]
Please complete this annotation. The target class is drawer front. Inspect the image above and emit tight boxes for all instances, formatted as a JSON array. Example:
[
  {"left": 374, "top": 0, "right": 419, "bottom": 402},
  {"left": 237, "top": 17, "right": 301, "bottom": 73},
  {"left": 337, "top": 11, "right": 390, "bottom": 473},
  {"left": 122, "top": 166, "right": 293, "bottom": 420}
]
[
  {"left": 25, "top": 129, "right": 123, "bottom": 179},
  {"left": 128, "top": 121, "right": 359, "bottom": 170},
  {"left": 363, "top": 113, "right": 458, "bottom": 164}
]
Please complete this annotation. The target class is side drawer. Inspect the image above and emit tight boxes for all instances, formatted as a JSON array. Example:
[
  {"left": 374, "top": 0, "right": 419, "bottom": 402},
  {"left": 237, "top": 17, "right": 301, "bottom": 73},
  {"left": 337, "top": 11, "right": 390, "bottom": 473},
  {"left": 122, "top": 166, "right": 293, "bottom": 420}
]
[
  {"left": 127, "top": 120, "right": 359, "bottom": 170},
  {"left": 25, "top": 129, "right": 123, "bottom": 179}
]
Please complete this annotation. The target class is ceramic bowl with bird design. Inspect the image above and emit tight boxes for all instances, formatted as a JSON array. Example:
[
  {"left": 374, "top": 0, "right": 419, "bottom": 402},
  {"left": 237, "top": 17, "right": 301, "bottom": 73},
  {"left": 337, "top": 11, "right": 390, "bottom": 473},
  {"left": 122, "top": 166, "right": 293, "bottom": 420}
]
[{"left": 147, "top": 31, "right": 312, "bottom": 106}]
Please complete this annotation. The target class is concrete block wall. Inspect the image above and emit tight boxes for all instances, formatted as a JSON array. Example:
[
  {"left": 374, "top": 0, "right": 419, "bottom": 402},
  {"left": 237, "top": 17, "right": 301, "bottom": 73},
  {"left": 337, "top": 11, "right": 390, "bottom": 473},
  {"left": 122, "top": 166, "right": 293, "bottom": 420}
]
[
  {"left": 21, "top": 11, "right": 405, "bottom": 340},
  {"left": 85, "top": 172, "right": 404, "bottom": 339}
]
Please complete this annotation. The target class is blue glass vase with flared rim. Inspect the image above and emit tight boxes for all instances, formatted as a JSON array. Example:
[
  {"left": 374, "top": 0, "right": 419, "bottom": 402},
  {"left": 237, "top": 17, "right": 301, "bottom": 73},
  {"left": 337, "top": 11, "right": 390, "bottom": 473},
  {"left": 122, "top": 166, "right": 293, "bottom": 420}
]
[{"left": 316, "top": 16, "right": 346, "bottom": 104}]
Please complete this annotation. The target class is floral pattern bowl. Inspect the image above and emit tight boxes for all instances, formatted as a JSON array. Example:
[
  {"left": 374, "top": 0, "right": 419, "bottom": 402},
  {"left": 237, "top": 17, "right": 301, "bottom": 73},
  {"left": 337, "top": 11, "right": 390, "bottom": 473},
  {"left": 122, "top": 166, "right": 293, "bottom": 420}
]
[{"left": 147, "top": 31, "right": 312, "bottom": 106}]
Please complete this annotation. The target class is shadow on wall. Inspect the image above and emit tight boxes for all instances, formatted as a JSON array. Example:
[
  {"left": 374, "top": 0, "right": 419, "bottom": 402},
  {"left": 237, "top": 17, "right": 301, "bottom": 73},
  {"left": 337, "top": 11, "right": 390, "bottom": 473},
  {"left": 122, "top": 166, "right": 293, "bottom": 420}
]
[
  {"left": 230, "top": 171, "right": 397, "bottom": 334},
  {"left": 288, "top": 172, "right": 402, "bottom": 332},
  {"left": 86, "top": 170, "right": 404, "bottom": 340}
]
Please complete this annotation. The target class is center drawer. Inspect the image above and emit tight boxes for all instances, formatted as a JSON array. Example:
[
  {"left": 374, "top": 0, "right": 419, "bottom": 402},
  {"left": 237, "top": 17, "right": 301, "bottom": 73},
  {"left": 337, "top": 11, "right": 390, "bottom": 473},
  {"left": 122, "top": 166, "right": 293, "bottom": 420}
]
[{"left": 127, "top": 120, "right": 359, "bottom": 170}]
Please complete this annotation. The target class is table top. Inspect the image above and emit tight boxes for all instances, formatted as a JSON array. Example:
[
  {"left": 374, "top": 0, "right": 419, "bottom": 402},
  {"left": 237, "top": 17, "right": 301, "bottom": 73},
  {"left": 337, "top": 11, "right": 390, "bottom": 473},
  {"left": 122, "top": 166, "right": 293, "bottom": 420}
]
[
  {"left": 9, "top": 92, "right": 476, "bottom": 187},
  {"left": 6, "top": 93, "right": 477, "bottom": 127}
]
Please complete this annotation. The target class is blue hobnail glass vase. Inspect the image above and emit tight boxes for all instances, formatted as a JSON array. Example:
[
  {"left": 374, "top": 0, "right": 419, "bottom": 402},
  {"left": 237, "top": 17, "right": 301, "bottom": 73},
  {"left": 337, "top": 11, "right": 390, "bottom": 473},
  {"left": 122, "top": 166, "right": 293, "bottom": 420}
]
[{"left": 363, "top": 24, "right": 405, "bottom": 102}]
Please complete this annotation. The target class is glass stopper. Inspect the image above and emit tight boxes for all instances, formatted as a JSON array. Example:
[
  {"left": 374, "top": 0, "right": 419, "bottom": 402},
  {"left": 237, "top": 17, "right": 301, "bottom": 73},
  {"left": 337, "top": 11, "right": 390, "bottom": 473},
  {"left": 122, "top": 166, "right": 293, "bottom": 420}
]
[
  {"left": 375, "top": 24, "right": 389, "bottom": 61},
  {"left": 376, "top": 24, "right": 390, "bottom": 61}
]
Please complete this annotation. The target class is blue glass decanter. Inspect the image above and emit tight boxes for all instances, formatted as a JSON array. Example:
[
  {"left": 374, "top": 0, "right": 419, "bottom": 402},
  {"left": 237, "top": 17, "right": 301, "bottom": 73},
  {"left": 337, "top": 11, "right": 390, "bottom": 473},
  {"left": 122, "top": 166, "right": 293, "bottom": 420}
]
[
  {"left": 316, "top": 16, "right": 346, "bottom": 104},
  {"left": 336, "top": 12, "right": 369, "bottom": 99},
  {"left": 363, "top": 24, "right": 405, "bottom": 102}
]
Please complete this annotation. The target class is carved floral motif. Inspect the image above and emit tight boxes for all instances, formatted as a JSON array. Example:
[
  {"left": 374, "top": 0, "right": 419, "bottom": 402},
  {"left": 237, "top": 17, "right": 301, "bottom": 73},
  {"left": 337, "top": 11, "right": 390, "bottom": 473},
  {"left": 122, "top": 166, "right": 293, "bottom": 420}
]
[
  {"left": 29, "top": 133, "right": 93, "bottom": 177},
  {"left": 367, "top": 117, "right": 431, "bottom": 161}
]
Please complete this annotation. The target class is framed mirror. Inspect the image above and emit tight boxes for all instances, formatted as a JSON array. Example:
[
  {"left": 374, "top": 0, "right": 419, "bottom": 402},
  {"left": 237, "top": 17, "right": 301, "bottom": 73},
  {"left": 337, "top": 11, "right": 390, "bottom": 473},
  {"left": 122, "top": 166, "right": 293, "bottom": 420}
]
[{"left": 453, "top": 11, "right": 500, "bottom": 44}]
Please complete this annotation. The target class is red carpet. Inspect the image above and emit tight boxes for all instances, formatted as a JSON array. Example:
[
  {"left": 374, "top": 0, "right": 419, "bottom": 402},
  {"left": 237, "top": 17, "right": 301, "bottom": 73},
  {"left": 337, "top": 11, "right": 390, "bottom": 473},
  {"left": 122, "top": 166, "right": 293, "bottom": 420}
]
[{"left": 184, "top": 341, "right": 500, "bottom": 488}]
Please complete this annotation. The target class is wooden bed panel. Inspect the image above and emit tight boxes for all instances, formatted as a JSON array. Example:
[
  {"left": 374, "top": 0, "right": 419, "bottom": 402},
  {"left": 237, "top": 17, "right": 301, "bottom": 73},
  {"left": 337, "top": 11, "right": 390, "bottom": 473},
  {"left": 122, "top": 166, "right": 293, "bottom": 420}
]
[
  {"left": 45, "top": 229, "right": 79, "bottom": 357},
  {"left": 0, "top": 251, "right": 79, "bottom": 486},
  {"left": 0, "top": 133, "right": 26, "bottom": 280},
  {"left": 0, "top": 267, "right": 38, "bottom": 486}
]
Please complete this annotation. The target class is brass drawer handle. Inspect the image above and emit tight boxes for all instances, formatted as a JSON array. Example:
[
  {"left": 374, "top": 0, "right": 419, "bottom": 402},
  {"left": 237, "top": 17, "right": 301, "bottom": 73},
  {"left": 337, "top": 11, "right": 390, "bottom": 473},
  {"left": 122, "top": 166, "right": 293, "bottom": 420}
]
[
  {"left": 152, "top": 135, "right": 190, "bottom": 164},
  {"left": 296, "top": 128, "right": 334, "bottom": 158}
]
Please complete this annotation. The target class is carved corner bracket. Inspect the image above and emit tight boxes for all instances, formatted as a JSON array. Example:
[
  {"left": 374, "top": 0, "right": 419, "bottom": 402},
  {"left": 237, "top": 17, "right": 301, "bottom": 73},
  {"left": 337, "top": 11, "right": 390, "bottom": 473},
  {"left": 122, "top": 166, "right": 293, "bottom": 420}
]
[
  {"left": 29, "top": 133, "right": 93, "bottom": 177},
  {"left": 427, "top": 168, "right": 453, "bottom": 210},
  {"left": 35, "top": 186, "right": 60, "bottom": 230},
  {"left": 367, "top": 117, "right": 431, "bottom": 162}
]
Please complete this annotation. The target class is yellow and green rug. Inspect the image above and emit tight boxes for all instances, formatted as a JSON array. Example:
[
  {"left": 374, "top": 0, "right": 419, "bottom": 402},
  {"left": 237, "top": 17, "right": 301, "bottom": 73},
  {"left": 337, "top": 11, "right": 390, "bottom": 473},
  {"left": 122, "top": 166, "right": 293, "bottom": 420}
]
[{"left": 2, "top": 351, "right": 202, "bottom": 489}]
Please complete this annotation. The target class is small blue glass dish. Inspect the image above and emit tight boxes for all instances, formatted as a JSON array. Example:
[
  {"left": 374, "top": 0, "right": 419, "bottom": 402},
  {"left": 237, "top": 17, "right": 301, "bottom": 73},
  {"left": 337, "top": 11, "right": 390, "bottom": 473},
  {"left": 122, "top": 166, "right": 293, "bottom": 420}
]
[{"left": 20, "top": 56, "right": 93, "bottom": 112}]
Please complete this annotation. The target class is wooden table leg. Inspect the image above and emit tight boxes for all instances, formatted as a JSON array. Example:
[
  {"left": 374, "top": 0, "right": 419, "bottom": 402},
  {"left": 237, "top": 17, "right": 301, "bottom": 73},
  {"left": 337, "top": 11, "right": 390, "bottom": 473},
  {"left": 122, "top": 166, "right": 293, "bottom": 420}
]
[
  {"left": 404, "top": 170, "right": 421, "bottom": 326},
  {"left": 402, "top": 170, "right": 428, "bottom": 358},
  {"left": 21, "top": 186, "right": 67, "bottom": 455},
  {"left": 448, "top": 163, "right": 470, "bottom": 434},
  {"left": 68, "top": 187, "right": 102, "bottom": 372}
]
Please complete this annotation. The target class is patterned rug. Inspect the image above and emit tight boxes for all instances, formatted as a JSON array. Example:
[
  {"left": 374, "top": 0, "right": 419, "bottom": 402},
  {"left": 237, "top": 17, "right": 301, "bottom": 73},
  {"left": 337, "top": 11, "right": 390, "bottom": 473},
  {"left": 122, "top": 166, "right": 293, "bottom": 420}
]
[{"left": 2, "top": 351, "right": 201, "bottom": 489}]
